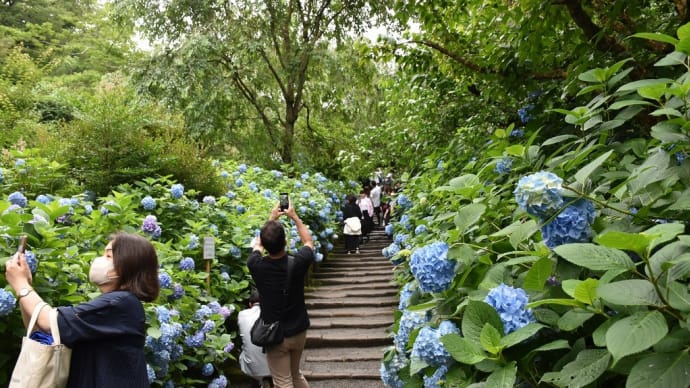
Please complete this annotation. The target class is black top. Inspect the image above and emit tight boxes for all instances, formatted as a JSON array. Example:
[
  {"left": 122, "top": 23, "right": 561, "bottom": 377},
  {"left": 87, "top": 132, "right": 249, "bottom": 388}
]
[
  {"left": 342, "top": 203, "right": 362, "bottom": 220},
  {"left": 57, "top": 291, "right": 148, "bottom": 388},
  {"left": 247, "top": 246, "right": 315, "bottom": 337}
]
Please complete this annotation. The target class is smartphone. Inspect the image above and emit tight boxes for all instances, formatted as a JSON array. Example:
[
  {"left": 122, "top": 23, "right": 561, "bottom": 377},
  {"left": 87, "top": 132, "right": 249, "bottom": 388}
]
[
  {"left": 17, "top": 236, "right": 27, "bottom": 253},
  {"left": 279, "top": 193, "right": 289, "bottom": 211}
]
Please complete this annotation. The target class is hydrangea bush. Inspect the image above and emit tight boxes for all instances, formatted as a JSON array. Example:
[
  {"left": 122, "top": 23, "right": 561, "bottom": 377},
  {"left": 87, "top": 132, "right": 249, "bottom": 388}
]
[
  {"left": 0, "top": 158, "right": 344, "bottom": 387},
  {"left": 381, "top": 31, "right": 690, "bottom": 387}
]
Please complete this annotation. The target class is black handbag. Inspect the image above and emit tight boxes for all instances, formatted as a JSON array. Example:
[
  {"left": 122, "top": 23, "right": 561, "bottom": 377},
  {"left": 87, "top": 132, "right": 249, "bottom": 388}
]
[{"left": 250, "top": 256, "right": 294, "bottom": 347}]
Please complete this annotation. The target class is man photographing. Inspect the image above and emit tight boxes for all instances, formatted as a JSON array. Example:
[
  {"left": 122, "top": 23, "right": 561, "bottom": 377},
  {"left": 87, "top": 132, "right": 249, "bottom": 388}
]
[{"left": 247, "top": 201, "right": 314, "bottom": 388}]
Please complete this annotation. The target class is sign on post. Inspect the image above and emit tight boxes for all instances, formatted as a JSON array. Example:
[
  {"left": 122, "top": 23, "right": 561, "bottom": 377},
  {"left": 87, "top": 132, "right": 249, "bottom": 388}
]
[{"left": 203, "top": 237, "right": 215, "bottom": 291}]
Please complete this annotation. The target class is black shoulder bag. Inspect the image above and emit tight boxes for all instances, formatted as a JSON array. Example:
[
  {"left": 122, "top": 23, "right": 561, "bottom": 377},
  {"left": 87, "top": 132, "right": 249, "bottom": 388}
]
[{"left": 250, "top": 255, "right": 294, "bottom": 348}]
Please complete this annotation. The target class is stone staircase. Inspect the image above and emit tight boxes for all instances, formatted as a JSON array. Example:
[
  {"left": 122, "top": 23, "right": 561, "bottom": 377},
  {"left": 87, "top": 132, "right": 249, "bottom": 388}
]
[{"left": 301, "top": 228, "right": 396, "bottom": 388}]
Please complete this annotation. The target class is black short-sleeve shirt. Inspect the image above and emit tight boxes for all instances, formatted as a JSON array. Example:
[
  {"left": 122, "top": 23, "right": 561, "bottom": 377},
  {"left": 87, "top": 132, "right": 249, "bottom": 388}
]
[
  {"left": 57, "top": 290, "right": 148, "bottom": 388},
  {"left": 247, "top": 246, "right": 315, "bottom": 337}
]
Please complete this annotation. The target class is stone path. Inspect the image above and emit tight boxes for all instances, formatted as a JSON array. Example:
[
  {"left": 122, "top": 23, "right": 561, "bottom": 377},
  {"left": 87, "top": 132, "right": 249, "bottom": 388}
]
[
  {"left": 301, "top": 228, "right": 395, "bottom": 388},
  {"left": 231, "top": 228, "right": 396, "bottom": 387}
]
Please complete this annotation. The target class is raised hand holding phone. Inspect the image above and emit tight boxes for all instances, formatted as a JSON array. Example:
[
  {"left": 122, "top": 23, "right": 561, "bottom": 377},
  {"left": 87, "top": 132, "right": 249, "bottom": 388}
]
[{"left": 279, "top": 193, "right": 289, "bottom": 211}]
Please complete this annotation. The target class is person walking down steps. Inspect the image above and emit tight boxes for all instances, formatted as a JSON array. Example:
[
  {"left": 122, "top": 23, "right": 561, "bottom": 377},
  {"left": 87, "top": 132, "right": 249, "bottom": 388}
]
[
  {"left": 342, "top": 194, "right": 362, "bottom": 254},
  {"left": 248, "top": 201, "right": 315, "bottom": 388}
]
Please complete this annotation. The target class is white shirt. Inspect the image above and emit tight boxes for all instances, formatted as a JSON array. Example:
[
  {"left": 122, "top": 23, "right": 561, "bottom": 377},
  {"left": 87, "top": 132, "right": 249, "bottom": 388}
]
[
  {"left": 358, "top": 196, "right": 374, "bottom": 217},
  {"left": 370, "top": 186, "right": 382, "bottom": 207},
  {"left": 238, "top": 305, "right": 270, "bottom": 379}
]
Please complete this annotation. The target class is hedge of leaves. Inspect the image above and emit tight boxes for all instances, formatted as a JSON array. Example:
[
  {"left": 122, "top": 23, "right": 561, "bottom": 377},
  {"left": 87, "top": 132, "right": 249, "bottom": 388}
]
[
  {"left": 0, "top": 157, "right": 347, "bottom": 387},
  {"left": 380, "top": 25, "right": 690, "bottom": 388}
]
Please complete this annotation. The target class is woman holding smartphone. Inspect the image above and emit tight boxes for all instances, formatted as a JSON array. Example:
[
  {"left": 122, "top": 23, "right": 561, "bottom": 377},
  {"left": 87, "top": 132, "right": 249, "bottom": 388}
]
[{"left": 5, "top": 232, "right": 159, "bottom": 387}]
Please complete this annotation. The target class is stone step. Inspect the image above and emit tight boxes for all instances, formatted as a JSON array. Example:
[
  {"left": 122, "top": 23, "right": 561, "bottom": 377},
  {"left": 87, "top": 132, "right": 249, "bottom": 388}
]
[
  {"left": 307, "top": 379, "right": 385, "bottom": 388},
  {"left": 309, "top": 315, "right": 393, "bottom": 329},
  {"left": 309, "top": 306, "right": 394, "bottom": 318},
  {"left": 306, "top": 287, "right": 398, "bottom": 299},
  {"left": 306, "top": 281, "right": 397, "bottom": 293},
  {"left": 303, "top": 346, "right": 385, "bottom": 362},
  {"left": 306, "top": 295, "right": 398, "bottom": 309},
  {"left": 306, "top": 328, "right": 392, "bottom": 348},
  {"left": 315, "top": 274, "right": 393, "bottom": 285},
  {"left": 312, "top": 268, "right": 393, "bottom": 278},
  {"left": 301, "top": 361, "right": 383, "bottom": 379}
]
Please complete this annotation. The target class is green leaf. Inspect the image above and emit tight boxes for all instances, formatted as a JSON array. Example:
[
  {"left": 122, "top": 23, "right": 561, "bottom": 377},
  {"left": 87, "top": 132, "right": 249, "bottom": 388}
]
[
  {"left": 606, "top": 311, "right": 668, "bottom": 361},
  {"left": 573, "top": 278, "right": 599, "bottom": 305},
  {"left": 501, "top": 323, "right": 544, "bottom": 348},
  {"left": 574, "top": 150, "right": 613, "bottom": 185},
  {"left": 523, "top": 257, "right": 552, "bottom": 291},
  {"left": 527, "top": 298, "right": 583, "bottom": 309},
  {"left": 630, "top": 32, "right": 679, "bottom": 45},
  {"left": 627, "top": 352, "right": 690, "bottom": 388},
  {"left": 504, "top": 145, "right": 524, "bottom": 157},
  {"left": 648, "top": 241, "right": 690, "bottom": 279},
  {"left": 508, "top": 220, "right": 538, "bottom": 250},
  {"left": 542, "top": 135, "right": 578, "bottom": 146},
  {"left": 667, "top": 281, "right": 690, "bottom": 312},
  {"left": 441, "top": 333, "right": 487, "bottom": 365},
  {"left": 480, "top": 323, "right": 503, "bottom": 355},
  {"left": 617, "top": 79, "right": 672, "bottom": 92},
  {"left": 655, "top": 51, "right": 688, "bottom": 67},
  {"left": 529, "top": 339, "right": 570, "bottom": 354},
  {"left": 644, "top": 223, "right": 685, "bottom": 253},
  {"left": 609, "top": 99, "right": 654, "bottom": 110},
  {"left": 597, "top": 280, "right": 663, "bottom": 306},
  {"left": 558, "top": 310, "right": 595, "bottom": 331},
  {"left": 554, "top": 243, "right": 635, "bottom": 271},
  {"left": 462, "top": 301, "right": 504, "bottom": 343},
  {"left": 410, "top": 357, "right": 428, "bottom": 375},
  {"left": 486, "top": 362, "right": 516, "bottom": 388},
  {"left": 541, "top": 349, "right": 611, "bottom": 387},
  {"left": 679, "top": 23, "right": 690, "bottom": 40},
  {"left": 594, "top": 231, "right": 651, "bottom": 257},
  {"left": 666, "top": 254, "right": 690, "bottom": 282},
  {"left": 454, "top": 203, "right": 486, "bottom": 233},
  {"left": 593, "top": 319, "right": 615, "bottom": 347},
  {"left": 651, "top": 107, "right": 683, "bottom": 117},
  {"left": 147, "top": 326, "right": 162, "bottom": 338}
]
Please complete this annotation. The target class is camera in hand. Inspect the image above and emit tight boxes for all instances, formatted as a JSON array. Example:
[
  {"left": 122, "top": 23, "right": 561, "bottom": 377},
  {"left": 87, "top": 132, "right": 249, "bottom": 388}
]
[{"left": 279, "top": 193, "right": 289, "bottom": 211}]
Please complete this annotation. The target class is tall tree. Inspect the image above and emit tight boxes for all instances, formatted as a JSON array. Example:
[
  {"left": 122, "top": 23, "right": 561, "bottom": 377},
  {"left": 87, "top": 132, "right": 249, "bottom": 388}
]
[{"left": 114, "top": 0, "right": 389, "bottom": 165}]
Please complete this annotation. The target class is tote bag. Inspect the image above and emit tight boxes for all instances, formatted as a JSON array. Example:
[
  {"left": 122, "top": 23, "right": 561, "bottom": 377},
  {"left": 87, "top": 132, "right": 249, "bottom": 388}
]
[
  {"left": 10, "top": 302, "right": 72, "bottom": 388},
  {"left": 343, "top": 217, "right": 362, "bottom": 235}
]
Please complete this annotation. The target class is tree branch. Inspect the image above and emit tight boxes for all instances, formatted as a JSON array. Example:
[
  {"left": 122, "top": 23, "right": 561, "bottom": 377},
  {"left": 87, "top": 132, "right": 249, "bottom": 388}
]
[
  {"left": 675, "top": 0, "right": 690, "bottom": 24},
  {"left": 555, "top": 0, "right": 626, "bottom": 54}
]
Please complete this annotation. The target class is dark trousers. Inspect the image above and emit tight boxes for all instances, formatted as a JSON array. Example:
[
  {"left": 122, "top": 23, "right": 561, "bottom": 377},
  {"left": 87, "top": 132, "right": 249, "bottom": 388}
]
[
  {"left": 345, "top": 234, "right": 359, "bottom": 252},
  {"left": 374, "top": 206, "right": 381, "bottom": 226}
]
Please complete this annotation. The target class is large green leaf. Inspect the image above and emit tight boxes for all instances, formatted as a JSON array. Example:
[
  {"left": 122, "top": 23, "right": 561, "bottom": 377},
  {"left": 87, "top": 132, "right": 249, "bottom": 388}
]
[
  {"left": 667, "top": 281, "right": 690, "bottom": 312},
  {"left": 573, "top": 278, "right": 599, "bottom": 305},
  {"left": 606, "top": 311, "right": 668, "bottom": 360},
  {"left": 594, "top": 231, "right": 651, "bottom": 257},
  {"left": 541, "top": 349, "right": 611, "bottom": 387},
  {"left": 441, "top": 333, "right": 487, "bottom": 365},
  {"left": 630, "top": 32, "right": 679, "bottom": 45},
  {"left": 597, "top": 280, "right": 663, "bottom": 306},
  {"left": 454, "top": 203, "right": 486, "bottom": 234},
  {"left": 574, "top": 150, "right": 613, "bottom": 185},
  {"left": 558, "top": 310, "right": 595, "bottom": 331},
  {"left": 485, "top": 362, "right": 516, "bottom": 388},
  {"left": 627, "top": 352, "right": 690, "bottom": 388},
  {"left": 554, "top": 244, "right": 635, "bottom": 271},
  {"left": 480, "top": 323, "right": 503, "bottom": 355},
  {"left": 648, "top": 241, "right": 690, "bottom": 278},
  {"left": 644, "top": 223, "right": 685, "bottom": 253},
  {"left": 501, "top": 323, "right": 544, "bottom": 348},
  {"left": 523, "top": 256, "right": 552, "bottom": 291},
  {"left": 462, "top": 301, "right": 504, "bottom": 343}
]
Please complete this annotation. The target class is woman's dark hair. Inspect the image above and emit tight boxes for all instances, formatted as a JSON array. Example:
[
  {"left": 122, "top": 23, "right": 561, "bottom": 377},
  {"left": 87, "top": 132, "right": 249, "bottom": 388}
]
[
  {"left": 346, "top": 194, "right": 357, "bottom": 204},
  {"left": 111, "top": 232, "right": 160, "bottom": 302},
  {"left": 260, "top": 220, "right": 286, "bottom": 255}
]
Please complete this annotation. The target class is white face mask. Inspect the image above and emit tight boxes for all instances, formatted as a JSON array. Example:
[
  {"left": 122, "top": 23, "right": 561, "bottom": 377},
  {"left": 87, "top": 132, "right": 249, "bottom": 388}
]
[{"left": 89, "top": 256, "right": 118, "bottom": 286}]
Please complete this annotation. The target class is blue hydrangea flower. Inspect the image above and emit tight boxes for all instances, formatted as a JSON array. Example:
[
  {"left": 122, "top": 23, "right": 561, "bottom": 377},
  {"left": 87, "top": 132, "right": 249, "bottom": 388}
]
[
  {"left": 495, "top": 157, "right": 513, "bottom": 175},
  {"left": 201, "top": 363, "right": 214, "bottom": 377},
  {"left": 395, "top": 310, "right": 429, "bottom": 352},
  {"left": 170, "top": 283, "right": 185, "bottom": 300},
  {"left": 184, "top": 331, "right": 205, "bottom": 347},
  {"left": 248, "top": 182, "right": 258, "bottom": 192},
  {"left": 398, "top": 282, "right": 415, "bottom": 310},
  {"left": 203, "top": 196, "right": 216, "bottom": 205},
  {"left": 272, "top": 170, "right": 283, "bottom": 179},
  {"left": 385, "top": 224, "right": 394, "bottom": 236},
  {"left": 301, "top": 191, "right": 310, "bottom": 199},
  {"left": 220, "top": 170, "right": 229, "bottom": 178},
  {"left": 414, "top": 225, "right": 427, "bottom": 235},
  {"left": 0, "top": 289, "right": 17, "bottom": 316},
  {"left": 411, "top": 320, "right": 459, "bottom": 367},
  {"left": 236, "top": 205, "right": 245, "bottom": 214},
  {"left": 485, "top": 283, "right": 536, "bottom": 334},
  {"left": 147, "top": 364, "right": 156, "bottom": 383},
  {"left": 142, "top": 215, "right": 162, "bottom": 238},
  {"left": 315, "top": 252, "right": 324, "bottom": 262},
  {"left": 8, "top": 191, "right": 27, "bottom": 208},
  {"left": 382, "top": 243, "right": 401, "bottom": 259},
  {"left": 230, "top": 246, "right": 241, "bottom": 258},
  {"left": 541, "top": 199, "right": 596, "bottom": 249},
  {"left": 294, "top": 181, "right": 303, "bottom": 189},
  {"left": 0, "top": 168, "right": 3, "bottom": 183},
  {"left": 195, "top": 305, "right": 212, "bottom": 320},
  {"left": 15, "top": 158, "right": 25, "bottom": 167},
  {"left": 30, "top": 214, "right": 48, "bottom": 224},
  {"left": 159, "top": 272, "right": 172, "bottom": 288},
  {"left": 221, "top": 272, "right": 230, "bottom": 281},
  {"left": 179, "top": 257, "right": 195, "bottom": 271},
  {"left": 156, "top": 306, "right": 172, "bottom": 323},
  {"left": 238, "top": 163, "right": 247, "bottom": 173},
  {"left": 201, "top": 320, "right": 215, "bottom": 333},
  {"left": 393, "top": 233, "right": 408, "bottom": 245},
  {"left": 170, "top": 184, "right": 184, "bottom": 199},
  {"left": 396, "top": 194, "right": 412, "bottom": 209},
  {"left": 25, "top": 251, "right": 37, "bottom": 273},
  {"left": 437, "top": 160, "right": 444, "bottom": 171},
  {"left": 510, "top": 128, "right": 525, "bottom": 138},
  {"left": 225, "top": 191, "right": 236, "bottom": 200},
  {"left": 208, "top": 375, "right": 228, "bottom": 388},
  {"left": 141, "top": 196, "right": 156, "bottom": 210},
  {"left": 518, "top": 104, "right": 534, "bottom": 123},
  {"left": 410, "top": 242, "right": 455, "bottom": 293},
  {"left": 187, "top": 234, "right": 199, "bottom": 250},
  {"left": 514, "top": 171, "right": 564, "bottom": 218},
  {"left": 424, "top": 364, "right": 449, "bottom": 388},
  {"left": 263, "top": 189, "right": 273, "bottom": 198},
  {"left": 326, "top": 242, "right": 333, "bottom": 252},
  {"left": 84, "top": 204, "right": 93, "bottom": 215},
  {"left": 36, "top": 194, "right": 52, "bottom": 204},
  {"left": 380, "top": 353, "right": 407, "bottom": 388},
  {"left": 224, "top": 343, "right": 234, "bottom": 352}
]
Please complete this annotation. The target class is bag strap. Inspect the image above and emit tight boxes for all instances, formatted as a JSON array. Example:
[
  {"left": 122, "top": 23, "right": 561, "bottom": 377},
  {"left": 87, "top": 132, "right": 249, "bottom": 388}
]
[
  {"left": 26, "top": 301, "right": 49, "bottom": 336},
  {"left": 49, "top": 308, "right": 62, "bottom": 345}
]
